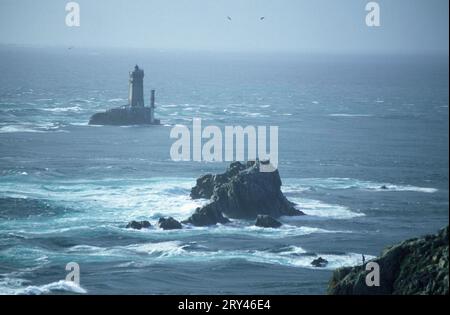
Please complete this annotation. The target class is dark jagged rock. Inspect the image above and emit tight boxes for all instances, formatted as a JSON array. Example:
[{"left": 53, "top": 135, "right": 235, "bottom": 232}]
[
  {"left": 126, "top": 220, "right": 152, "bottom": 230},
  {"left": 190, "top": 174, "right": 215, "bottom": 199},
  {"left": 190, "top": 161, "right": 305, "bottom": 219},
  {"left": 89, "top": 106, "right": 160, "bottom": 126},
  {"left": 190, "top": 162, "right": 247, "bottom": 199},
  {"left": 328, "top": 226, "right": 449, "bottom": 295},
  {"left": 182, "top": 205, "right": 230, "bottom": 227},
  {"left": 158, "top": 217, "right": 182, "bottom": 230},
  {"left": 311, "top": 257, "right": 328, "bottom": 268},
  {"left": 255, "top": 215, "right": 282, "bottom": 228},
  {"left": 380, "top": 185, "right": 388, "bottom": 190}
]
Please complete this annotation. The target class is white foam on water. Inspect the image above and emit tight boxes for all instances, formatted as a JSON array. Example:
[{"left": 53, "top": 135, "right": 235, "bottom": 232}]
[
  {"left": 35, "top": 98, "right": 54, "bottom": 102},
  {"left": 289, "top": 197, "right": 364, "bottom": 219},
  {"left": 372, "top": 184, "right": 438, "bottom": 193},
  {"left": 67, "top": 245, "right": 105, "bottom": 253},
  {"left": 41, "top": 106, "right": 83, "bottom": 113},
  {"left": 16, "top": 280, "right": 87, "bottom": 295},
  {"left": 329, "top": 114, "right": 373, "bottom": 117},
  {"left": 130, "top": 223, "right": 350, "bottom": 239},
  {"left": 0, "top": 272, "right": 87, "bottom": 295},
  {"left": 0, "top": 125, "right": 44, "bottom": 133},
  {"left": 0, "top": 178, "right": 207, "bottom": 230},
  {"left": 283, "top": 177, "right": 438, "bottom": 194},
  {"left": 104, "top": 241, "right": 373, "bottom": 271},
  {"left": 123, "top": 241, "right": 189, "bottom": 257}
]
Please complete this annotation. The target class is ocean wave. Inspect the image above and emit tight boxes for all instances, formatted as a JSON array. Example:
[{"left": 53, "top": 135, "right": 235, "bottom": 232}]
[
  {"left": 11, "top": 280, "right": 87, "bottom": 295},
  {"left": 0, "top": 176, "right": 362, "bottom": 234},
  {"left": 283, "top": 178, "right": 438, "bottom": 194},
  {"left": 120, "top": 223, "right": 350, "bottom": 240},
  {"left": 0, "top": 122, "right": 66, "bottom": 133},
  {"left": 0, "top": 125, "right": 45, "bottom": 133},
  {"left": 288, "top": 198, "right": 364, "bottom": 219},
  {"left": 223, "top": 109, "right": 268, "bottom": 118},
  {"left": 0, "top": 177, "right": 210, "bottom": 233},
  {"left": 124, "top": 240, "right": 189, "bottom": 257},
  {"left": 106, "top": 241, "right": 373, "bottom": 271},
  {"left": 0, "top": 197, "right": 67, "bottom": 219},
  {"left": 40, "top": 106, "right": 83, "bottom": 113},
  {"left": 64, "top": 240, "right": 372, "bottom": 271},
  {"left": 328, "top": 114, "right": 373, "bottom": 117}
]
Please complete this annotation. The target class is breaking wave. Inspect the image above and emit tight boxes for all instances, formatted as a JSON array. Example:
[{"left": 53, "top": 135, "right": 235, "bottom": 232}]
[
  {"left": 283, "top": 178, "right": 438, "bottom": 194},
  {"left": 66, "top": 241, "right": 372, "bottom": 271},
  {"left": 0, "top": 279, "right": 87, "bottom": 295}
]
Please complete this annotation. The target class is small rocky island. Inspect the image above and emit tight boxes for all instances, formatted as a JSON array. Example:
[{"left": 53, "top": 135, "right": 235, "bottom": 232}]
[
  {"left": 185, "top": 160, "right": 304, "bottom": 225},
  {"left": 126, "top": 160, "right": 304, "bottom": 229},
  {"left": 328, "top": 226, "right": 449, "bottom": 295},
  {"left": 89, "top": 65, "right": 160, "bottom": 126}
]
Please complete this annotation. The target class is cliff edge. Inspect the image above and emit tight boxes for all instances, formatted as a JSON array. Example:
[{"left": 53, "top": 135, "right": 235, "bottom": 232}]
[{"left": 328, "top": 226, "right": 449, "bottom": 295}]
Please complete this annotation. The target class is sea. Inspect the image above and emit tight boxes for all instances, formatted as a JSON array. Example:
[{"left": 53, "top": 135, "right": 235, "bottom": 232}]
[{"left": 0, "top": 46, "right": 448, "bottom": 294}]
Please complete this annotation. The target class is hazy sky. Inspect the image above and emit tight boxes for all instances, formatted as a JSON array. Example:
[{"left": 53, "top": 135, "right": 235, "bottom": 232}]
[{"left": 0, "top": 0, "right": 448, "bottom": 54}]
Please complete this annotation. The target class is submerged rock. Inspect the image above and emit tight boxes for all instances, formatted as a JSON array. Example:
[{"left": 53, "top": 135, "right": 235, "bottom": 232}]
[
  {"left": 183, "top": 205, "right": 230, "bottom": 227},
  {"left": 255, "top": 215, "right": 282, "bottom": 228},
  {"left": 311, "top": 257, "right": 328, "bottom": 268},
  {"left": 190, "top": 161, "right": 304, "bottom": 219},
  {"left": 158, "top": 217, "right": 182, "bottom": 230},
  {"left": 126, "top": 220, "right": 151, "bottom": 230},
  {"left": 328, "top": 226, "right": 449, "bottom": 295}
]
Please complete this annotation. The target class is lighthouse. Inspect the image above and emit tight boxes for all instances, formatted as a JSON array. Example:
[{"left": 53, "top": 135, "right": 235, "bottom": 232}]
[
  {"left": 89, "top": 65, "right": 160, "bottom": 125},
  {"left": 128, "top": 65, "right": 144, "bottom": 107}
]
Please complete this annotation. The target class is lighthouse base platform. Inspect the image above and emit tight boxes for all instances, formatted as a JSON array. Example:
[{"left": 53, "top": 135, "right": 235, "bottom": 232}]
[{"left": 88, "top": 106, "right": 160, "bottom": 126}]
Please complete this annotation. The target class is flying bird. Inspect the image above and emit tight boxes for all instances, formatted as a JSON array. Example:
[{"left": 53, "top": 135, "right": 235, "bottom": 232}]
[
  {"left": 260, "top": 16, "right": 265, "bottom": 20},
  {"left": 227, "top": 16, "right": 232, "bottom": 21}
]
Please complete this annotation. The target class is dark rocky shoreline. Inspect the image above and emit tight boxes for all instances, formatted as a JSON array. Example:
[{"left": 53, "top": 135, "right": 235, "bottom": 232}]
[{"left": 328, "top": 226, "right": 449, "bottom": 295}]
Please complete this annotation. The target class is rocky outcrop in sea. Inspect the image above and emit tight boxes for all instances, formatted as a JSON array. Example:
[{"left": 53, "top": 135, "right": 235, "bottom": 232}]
[
  {"left": 158, "top": 217, "right": 182, "bottom": 230},
  {"left": 126, "top": 220, "right": 152, "bottom": 230},
  {"left": 89, "top": 106, "right": 160, "bottom": 126},
  {"left": 328, "top": 226, "right": 449, "bottom": 295},
  {"left": 255, "top": 215, "right": 283, "bottom": 228},
  {"left": 125, "top": 161, "right": 303, "bottom": 227},
  {"left": 188, "top": 161, "right": 304, "bottom": 225}
]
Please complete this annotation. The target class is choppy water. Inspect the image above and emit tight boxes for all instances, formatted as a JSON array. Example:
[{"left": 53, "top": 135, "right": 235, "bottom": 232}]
[{"left": 0, "top": 47, "right": 448, "bottom": 294}]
